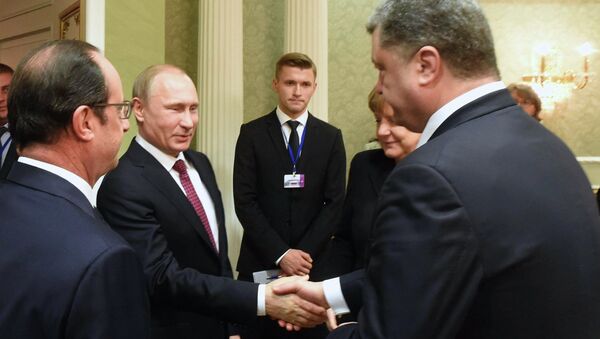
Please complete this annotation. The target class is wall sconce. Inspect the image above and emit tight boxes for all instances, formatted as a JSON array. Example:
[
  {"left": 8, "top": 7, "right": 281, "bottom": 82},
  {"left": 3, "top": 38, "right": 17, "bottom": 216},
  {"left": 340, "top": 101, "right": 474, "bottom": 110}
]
[{"left": 521, "top": 42, "right": 595, "bottom": 112}]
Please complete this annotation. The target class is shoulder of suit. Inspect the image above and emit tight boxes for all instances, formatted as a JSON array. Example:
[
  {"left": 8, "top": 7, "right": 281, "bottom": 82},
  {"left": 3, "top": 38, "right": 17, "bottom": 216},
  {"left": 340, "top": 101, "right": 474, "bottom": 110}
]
[
  {"left": 351, "top": 148, "right": 384, "bottom": 162},
  {"left": 184, "top": 149, "right": 210, "bottom": 164},
  {"left": 306, "top": 115, "right": 342, "bottom": 137}
]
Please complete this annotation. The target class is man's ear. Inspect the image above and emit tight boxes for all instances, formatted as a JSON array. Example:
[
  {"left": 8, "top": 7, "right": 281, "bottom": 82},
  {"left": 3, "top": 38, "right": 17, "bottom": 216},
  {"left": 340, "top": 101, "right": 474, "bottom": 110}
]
[
  {"left": 71, "top": 105, "right": 95, "bottom": 141},
  {"left": 132, "top": 97, "right": 144, "bottom": 123},
  {"left": 271, "top": 78, "right": 278, "bottom": 92},
  {"left": 414, "top": 45, "right": 442, "bottom": 86}
]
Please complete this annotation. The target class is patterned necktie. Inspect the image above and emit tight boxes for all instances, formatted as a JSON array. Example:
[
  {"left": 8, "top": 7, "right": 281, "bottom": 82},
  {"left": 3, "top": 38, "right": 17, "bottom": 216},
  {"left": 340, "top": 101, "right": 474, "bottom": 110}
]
[
  {"left": 287, "top": 120, "right": 300, "bottom": 155},
  {"left": 0, "top": 126, "right": 9, "bottom": 168},
  {"left": 172, "top": 159, "right": 218, "bottom": 253}
]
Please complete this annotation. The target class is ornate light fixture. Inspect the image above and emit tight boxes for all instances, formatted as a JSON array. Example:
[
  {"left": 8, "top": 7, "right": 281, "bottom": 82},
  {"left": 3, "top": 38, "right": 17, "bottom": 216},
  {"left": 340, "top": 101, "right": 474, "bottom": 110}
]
[{"left": 521, "top": 42, "right": 595, "bottom": 112}]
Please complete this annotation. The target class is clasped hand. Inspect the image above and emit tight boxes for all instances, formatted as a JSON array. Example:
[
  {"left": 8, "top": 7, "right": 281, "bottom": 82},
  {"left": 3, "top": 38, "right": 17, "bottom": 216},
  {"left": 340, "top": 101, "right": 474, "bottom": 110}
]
[{"left": 266, "top": 276, "right": 336, "bottom": 331}]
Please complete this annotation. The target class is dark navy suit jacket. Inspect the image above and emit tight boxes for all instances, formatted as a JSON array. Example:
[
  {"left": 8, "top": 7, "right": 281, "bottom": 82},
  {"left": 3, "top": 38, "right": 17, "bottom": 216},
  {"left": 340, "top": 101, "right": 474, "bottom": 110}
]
[
  {"left": 0, "top": 162, "right": 149, "bottom": 338},
  {"left": 329, "top": 89, "right": 600, "bottom": 338},
  {"left": 98, "top": 140, "right": 258, "bottom": 339}
]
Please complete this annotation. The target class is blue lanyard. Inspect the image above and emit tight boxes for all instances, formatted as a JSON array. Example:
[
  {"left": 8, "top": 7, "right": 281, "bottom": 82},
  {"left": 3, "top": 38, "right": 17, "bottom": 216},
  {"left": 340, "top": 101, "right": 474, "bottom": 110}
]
[
  {"left": 0, "top": 135, "right": 11, "bottom": 158},
  {"left": 287, "top": 125, "right": 307, "bottom": 174}
]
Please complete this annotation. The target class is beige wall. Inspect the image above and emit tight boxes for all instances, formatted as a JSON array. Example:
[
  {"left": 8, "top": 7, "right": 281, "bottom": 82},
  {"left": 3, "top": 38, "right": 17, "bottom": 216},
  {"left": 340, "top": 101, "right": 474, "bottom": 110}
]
[
  {"left": 481, "top": 0, "right": 600, "bottom": 158},
  {"left": 243, "top": 0, "right": 284, "bottom": 123},
  {"left": 105, "top": 0, "right": 165, "bottom": 154},
  {"left": 328, "top": 0, "right": 380, "bottom": 164}
]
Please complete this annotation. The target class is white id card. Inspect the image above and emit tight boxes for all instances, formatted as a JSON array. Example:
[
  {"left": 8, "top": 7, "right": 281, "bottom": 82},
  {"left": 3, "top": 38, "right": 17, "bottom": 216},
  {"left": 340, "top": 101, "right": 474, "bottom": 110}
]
[
  {"left": 252, "top": 269, "right": 281, "bottom": 284},
  {"left": 284, "top": 174, "right": 305, "bottom": 188}
]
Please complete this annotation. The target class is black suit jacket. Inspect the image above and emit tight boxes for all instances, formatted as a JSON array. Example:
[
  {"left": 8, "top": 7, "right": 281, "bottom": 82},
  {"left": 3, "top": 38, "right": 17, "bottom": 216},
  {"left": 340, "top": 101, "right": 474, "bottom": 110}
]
[
  {"left": 329, "top": 89, "right": 600, "bottom": 338},
  {"left": 234, "top": 110, "right": 346, "bottom": 280},
  {"left": 329, "top": 149, "right": 394, "bottom": 276},
  {"left": 0, "top": 139, "right": 17, "bottom": 179},
  {"left": 97, "top": 140, "right": 258, "bottom": 339},
  {"left": 0, "top": 162, "right": 149, "bottom": 338}
]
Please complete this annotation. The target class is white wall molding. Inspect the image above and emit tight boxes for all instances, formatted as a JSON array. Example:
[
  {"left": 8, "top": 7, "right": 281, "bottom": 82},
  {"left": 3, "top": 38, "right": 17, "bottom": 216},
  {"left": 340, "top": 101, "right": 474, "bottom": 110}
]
[
  {"left": 198, "top": 0, "right": 244, "bottom": 269},
  {"left": 85, "top": 0, "right": 104, "bottom": 53}
]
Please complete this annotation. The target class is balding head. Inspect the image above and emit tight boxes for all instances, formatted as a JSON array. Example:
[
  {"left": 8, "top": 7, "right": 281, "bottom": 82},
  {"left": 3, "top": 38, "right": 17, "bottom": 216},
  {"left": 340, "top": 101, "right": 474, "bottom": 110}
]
[{"left": 8, "top": 40, "right": 108, "bottom": 148}]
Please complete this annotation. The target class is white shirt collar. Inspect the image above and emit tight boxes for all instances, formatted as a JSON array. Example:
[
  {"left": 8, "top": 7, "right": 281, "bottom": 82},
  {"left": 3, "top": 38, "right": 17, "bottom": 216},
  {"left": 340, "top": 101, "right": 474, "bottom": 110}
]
[
  {"left": 135, "top": 134, "right": 186, "bottom": 171},
  {"left": 18, "top": 156, "right": 96, "bottom": 206},
  {"left": 417, "top": 81, "right": 506, "bottom": 148},
  {"left": 276, "top": 106, "right": 309, "bottom": 126}
]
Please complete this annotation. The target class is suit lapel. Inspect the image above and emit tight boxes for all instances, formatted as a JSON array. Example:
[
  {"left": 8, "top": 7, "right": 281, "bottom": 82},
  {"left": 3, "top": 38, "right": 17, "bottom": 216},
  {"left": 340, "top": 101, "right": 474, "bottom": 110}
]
[
  {"left": 296, "top": 113, "right": 318, "bottom": 170},
  {"left": 430, "top": 89, "right": 516, "bottom": 141},
  {"left": 127, "top": 141, "right": 218, "bottom": 255},
  {"left": 266, "top": 110, "right": 291, "bottom": 170}
]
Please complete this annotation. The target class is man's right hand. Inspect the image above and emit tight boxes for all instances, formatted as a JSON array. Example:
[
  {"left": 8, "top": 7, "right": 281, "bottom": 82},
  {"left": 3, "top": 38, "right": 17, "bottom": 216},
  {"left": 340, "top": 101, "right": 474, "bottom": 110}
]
[
  {"left": 280, "top": 249, "right": 313, "bottom": 276},
  {"left": 265, "top": 276, "right": 327, "bottom": 328}
]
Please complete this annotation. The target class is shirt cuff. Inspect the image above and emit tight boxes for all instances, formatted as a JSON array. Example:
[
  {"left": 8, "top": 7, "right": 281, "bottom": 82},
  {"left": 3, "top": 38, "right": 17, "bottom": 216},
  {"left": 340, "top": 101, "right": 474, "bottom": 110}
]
[
  {"left": 323, "top": 277, "right": 350, "bottom": 315},
  {"left": 275, "top": 249, "right": 291, "bottom": 265},
  {"left": 257, "top": 284, "right": 266, "bottom": 316}
]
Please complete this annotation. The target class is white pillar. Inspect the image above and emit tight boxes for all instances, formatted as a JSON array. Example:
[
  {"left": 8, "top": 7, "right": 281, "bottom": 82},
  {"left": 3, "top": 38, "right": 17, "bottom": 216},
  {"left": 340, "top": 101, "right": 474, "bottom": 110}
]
[
  {"left": 284, "top": 0, "right": 328, "bottom": 121},
  {"left": 85, "top": 0, "right": 105, "bottom": 52},
  {"left": 198, "top": 0, "right": 244, "bottom": 271}
]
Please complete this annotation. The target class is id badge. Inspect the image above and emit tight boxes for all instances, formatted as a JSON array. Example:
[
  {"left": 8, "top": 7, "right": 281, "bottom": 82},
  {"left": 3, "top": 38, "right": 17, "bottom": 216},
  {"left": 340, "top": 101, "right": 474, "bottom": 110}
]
[{"left": 284, "top": 173, "right": 305, "bottom": 189}]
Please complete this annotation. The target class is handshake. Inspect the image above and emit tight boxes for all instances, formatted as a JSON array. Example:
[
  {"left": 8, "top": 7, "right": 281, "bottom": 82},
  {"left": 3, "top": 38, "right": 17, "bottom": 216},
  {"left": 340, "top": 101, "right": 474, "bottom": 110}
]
[{"left": 264, "top": 275, "right": 339, "bottom": 332}]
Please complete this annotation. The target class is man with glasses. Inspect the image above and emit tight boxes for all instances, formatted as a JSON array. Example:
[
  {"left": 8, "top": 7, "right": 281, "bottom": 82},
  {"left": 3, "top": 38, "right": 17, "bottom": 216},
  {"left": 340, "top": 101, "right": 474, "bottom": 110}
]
[
  {"left": 0, "top": 63, "right": 15, "bottom": 178},
  {"left": 0, "top": 40, "right": 149, "bottom": 338},
  {"left": 97, "top": 64, "right": 326, "bottom": 339}
]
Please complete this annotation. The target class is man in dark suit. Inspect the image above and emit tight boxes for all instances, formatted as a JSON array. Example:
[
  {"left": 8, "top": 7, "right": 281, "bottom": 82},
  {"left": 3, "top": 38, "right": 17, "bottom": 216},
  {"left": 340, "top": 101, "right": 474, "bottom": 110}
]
[
  {"left": 97, "top": 65, "right": 326, "bottom": 339},
  {"left": 0, "top": 40, "right": 149, "bottom": 338},
  {"left": 233, "top": 52, "right": 346, "bottom": 338},
  {"left": 0, "top": 63, "right": 16, "bottom": 178},
  {"left": 274, "top": 1, "right": 600, "bottom": 338}
]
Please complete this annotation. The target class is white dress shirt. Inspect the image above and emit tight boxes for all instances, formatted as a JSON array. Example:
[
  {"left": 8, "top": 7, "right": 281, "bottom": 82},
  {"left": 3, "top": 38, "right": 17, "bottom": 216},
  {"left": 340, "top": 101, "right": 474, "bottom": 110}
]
[
  {"left": 276, "top": 106, "right": 308, "bottom": 150},
  {"left": 324, "top": 80, "right": 507, "bottom": 315}
]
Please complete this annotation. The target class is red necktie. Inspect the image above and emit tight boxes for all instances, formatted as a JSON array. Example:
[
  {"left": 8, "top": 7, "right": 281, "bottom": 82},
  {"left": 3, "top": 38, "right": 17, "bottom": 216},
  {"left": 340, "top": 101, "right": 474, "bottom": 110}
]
[{"left": 173, "top": 159, "right": 218, "bottom": 253}]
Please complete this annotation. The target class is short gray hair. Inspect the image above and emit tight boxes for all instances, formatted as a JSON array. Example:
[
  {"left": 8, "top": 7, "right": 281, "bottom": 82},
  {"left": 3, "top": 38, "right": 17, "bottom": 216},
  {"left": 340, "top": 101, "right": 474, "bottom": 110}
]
[{"left": 366, "top": 0, "right": 499, "bottom": 79}]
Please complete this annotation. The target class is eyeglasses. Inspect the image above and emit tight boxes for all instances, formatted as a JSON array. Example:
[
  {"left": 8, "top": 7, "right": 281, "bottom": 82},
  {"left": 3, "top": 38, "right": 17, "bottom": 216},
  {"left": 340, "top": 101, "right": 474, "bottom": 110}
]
[{"left": 91, "top": 100, "right": 132, "bottom": 119}]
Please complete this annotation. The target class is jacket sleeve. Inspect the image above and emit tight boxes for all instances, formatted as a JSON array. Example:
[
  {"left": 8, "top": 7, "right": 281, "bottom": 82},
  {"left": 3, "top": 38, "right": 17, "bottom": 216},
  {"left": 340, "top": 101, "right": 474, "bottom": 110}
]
[
  {"left": 97, "top": 171, "right": 259, "bottom": 325},
  {"left": 296, "top": 128, "right": 346, "bottom": 256},
  {"left": 233, "top": 123, "right": 291, "bottom": 264},
  {"left": 334, "top": 164, "right": 481, "bottom": 338},
  {"left": 329, "top": 153, "right": 362, "bottom": 276}
]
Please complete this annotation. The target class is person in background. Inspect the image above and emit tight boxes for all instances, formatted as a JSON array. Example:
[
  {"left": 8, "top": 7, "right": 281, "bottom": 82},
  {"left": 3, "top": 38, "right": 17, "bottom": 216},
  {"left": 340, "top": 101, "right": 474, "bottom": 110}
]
[
  {"left": 0, "top": 63, "right": 16, "bottom": 178},
  {"left": 0, "top": 39, "right": 149, "bottom": 338},
  {"left": 329, "top": 87, "right": 420, "bottom": 277},
  {"left": 508, "top": 82, "right": 542, "bottom": 121},
  {"left": 233, "top": 52, "right": 346, "bottom": 339}
]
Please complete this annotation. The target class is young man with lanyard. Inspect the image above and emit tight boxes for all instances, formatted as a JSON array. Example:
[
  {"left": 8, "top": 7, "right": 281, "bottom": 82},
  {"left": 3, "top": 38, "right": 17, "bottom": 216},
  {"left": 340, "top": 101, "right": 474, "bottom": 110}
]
[{"left": 233, "top": 52, "right": 346, "bottom": 339}]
